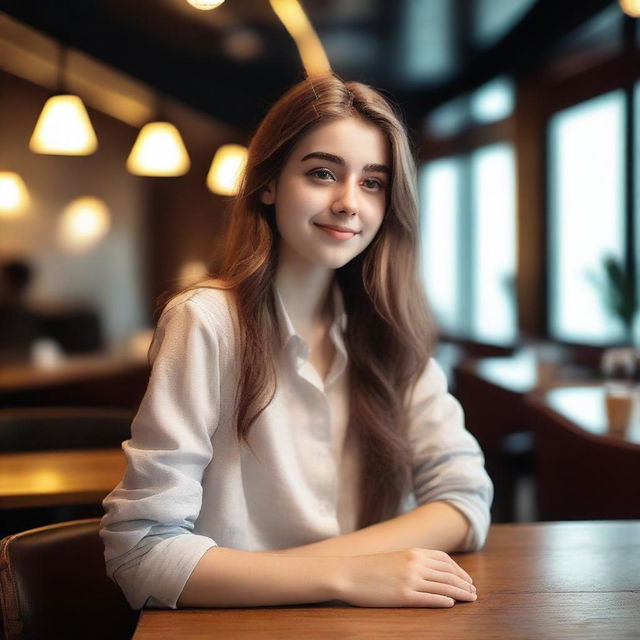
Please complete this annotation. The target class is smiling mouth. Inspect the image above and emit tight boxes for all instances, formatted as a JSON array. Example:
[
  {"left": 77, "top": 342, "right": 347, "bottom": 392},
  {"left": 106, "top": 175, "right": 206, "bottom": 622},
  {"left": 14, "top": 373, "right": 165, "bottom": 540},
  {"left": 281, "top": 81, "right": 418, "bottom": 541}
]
[
  {"left": 314, "top": 223, "right": 359, "bottom": 240},
  {"left": 314, "top": 223, "right": 360, "bottom": 234}
]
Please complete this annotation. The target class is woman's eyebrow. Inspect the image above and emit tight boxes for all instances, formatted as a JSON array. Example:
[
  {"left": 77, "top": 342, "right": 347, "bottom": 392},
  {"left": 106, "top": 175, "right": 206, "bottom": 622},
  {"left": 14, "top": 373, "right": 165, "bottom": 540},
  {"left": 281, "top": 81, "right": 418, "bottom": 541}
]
[{"left": 301, "top": 151, "right": 390, "bottom": 175}]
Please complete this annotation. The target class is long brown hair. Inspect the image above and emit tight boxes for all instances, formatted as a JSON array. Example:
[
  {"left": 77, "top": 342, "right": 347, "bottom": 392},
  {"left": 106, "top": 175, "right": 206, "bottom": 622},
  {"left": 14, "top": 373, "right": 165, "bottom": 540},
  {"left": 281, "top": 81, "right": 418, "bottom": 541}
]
[{"left": 157, "top": 73, "right": 437, "bottom": 529}]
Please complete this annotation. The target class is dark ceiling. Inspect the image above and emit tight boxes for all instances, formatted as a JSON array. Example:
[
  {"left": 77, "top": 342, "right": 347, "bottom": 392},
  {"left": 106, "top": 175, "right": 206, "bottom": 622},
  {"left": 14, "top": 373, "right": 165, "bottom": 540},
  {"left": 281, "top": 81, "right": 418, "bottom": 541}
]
[{"left": 0, "top": 0, "right": 618, "bottom": 133}]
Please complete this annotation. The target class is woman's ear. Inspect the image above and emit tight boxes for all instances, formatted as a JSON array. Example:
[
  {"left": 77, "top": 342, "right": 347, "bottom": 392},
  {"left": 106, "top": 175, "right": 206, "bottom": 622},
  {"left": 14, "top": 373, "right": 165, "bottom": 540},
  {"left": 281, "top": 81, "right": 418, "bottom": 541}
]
[{"left": 260, "top": 180, "right": 276, "bottom": 205}]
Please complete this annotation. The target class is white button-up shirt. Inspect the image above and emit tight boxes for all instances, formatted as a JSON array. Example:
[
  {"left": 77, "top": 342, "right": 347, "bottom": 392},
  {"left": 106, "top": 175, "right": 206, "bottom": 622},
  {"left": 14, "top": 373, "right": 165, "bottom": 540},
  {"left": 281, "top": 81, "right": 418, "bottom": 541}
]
[{"left": 100, "top": 283, "right": 493, "bottom": 610}]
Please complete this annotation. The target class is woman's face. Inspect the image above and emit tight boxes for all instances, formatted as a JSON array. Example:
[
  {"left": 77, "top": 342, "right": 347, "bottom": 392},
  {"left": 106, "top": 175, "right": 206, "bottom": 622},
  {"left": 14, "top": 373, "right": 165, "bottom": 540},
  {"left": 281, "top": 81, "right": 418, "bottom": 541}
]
[{"left": 261, "top": 116, "right": 391, "bottom": 272}]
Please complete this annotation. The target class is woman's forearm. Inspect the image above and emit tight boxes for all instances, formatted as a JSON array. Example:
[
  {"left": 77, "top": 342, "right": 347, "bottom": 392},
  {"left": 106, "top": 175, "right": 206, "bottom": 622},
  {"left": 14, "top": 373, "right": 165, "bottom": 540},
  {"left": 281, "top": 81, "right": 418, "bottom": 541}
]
[
  {"left": 273, "top": 501, "right": 471, "bottom": 557},
  {"left": 177, "top": 547, "right": 342, "bottom": 608}
]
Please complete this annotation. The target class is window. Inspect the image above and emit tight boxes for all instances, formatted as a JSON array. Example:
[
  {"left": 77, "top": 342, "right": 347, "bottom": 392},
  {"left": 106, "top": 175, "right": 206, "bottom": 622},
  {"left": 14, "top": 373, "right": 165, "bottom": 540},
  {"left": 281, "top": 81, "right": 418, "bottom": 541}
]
[
  {"left": 400, "top": 0, "right": 457, "bottom": 86},
  {"left": 634, "top": 82, "right": 640, "bottom": 344},
  {"left": 547, "top": 90, "right": 627, "bottom": 344},
  {"left": 470, "top": 76, "right": 515, "bottom": 125},
  {"left": 470, "top": 143, "right": 517, "bottom": 344},
  {"left": 419, "top": 144, "right": 517, "bottom": 345},
  {"left": 419, "top": 158, "right": 463, "bottom": 334},
  {"left": 471, "top": 0, "right": 536, "bottom": 48}
]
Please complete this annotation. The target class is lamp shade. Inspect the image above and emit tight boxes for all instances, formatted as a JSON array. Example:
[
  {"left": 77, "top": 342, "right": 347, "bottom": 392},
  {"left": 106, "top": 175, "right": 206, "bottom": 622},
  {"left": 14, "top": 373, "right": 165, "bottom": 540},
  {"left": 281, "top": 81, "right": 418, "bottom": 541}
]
[
  {"left": 126, "top": 122, "right": 190, "bottom": 176},
  {"left": 0, "top": 172, "right": 30, "bottom": 217},
  {"left": 29, "top": 94, "right": 98, "bottom": 155},
  {"left": 620, "top": 0, "right": 640, "bottom": 17},
  {"left": 186, "top": 0, "right": 225, "bottom": 8},
  {"left": 206, "top": 144, "right": 247, "bottom": 195},
  {"left": 58, "top": 196, "right": 111, "bottom": 253}
]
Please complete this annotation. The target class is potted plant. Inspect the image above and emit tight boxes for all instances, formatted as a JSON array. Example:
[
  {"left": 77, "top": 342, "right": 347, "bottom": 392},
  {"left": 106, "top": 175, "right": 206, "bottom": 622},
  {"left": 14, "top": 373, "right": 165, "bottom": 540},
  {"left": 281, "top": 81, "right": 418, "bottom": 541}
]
[{"left": 589, "top": 254, "right": 638, "bottom": 344}]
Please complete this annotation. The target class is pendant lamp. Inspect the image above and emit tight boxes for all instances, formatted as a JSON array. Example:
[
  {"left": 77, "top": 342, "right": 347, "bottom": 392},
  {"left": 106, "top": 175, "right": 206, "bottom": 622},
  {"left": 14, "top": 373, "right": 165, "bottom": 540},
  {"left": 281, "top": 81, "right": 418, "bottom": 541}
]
[
  {"left": 127, "top": 96, "right": 190, "bottom": 176},
  {"left": 0, "top": 171, "right": 30, "bottom": 217},
  {"left": 620, "top": 0, "right": 640, "bottom": 17},
  {"left": 29, "top": 47, "right": 98, "bottom": 155},
  {"left": 126, "top": 121, "right": 190, "bottom": 177},
  {"left": 185, "top": 0, "right": 225, "bottom": 8},
  {"left": 58, "top": 196, "right": 111, "bottom": 253},
  {"left": 206, "top": 144, "right": 247, "bottom": 195}
]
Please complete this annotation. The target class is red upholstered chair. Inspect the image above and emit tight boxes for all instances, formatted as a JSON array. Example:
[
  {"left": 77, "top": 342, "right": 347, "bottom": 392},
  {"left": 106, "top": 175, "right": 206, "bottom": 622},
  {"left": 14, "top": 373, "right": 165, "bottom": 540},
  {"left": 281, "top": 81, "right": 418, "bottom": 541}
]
[{"left": 0, "top": 519, "right": 138, "bottom": 640}]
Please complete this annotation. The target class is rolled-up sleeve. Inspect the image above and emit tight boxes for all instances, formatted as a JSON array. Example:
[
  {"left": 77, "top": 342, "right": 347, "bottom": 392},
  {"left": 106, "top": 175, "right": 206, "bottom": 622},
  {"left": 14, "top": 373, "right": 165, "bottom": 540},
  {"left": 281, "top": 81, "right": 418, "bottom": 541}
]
[
  {"left": 100, "top": 297, "right": 221, "bottom": 609},
  {"left": 408, "top": 357, "right": 494, "bottom": 551}
]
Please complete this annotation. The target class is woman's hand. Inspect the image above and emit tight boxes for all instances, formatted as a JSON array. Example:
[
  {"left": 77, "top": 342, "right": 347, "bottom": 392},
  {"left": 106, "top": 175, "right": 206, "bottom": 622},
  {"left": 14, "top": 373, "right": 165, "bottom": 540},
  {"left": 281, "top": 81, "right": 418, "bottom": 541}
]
[{"left": 334, "top": 548, "right": 477, "bottom": 608}]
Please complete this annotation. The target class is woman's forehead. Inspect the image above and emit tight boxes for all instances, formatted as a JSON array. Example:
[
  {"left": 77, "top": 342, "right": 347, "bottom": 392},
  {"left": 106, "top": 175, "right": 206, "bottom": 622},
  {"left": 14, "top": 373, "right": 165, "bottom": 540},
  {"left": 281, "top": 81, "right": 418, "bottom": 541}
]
[{"left": 291, "top": 117, "right": 390, "bottom": 166}]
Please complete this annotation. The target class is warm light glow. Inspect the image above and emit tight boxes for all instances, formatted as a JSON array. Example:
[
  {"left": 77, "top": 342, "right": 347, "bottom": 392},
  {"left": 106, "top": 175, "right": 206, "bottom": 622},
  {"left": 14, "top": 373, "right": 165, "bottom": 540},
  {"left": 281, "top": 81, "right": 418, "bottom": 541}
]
[
  {"left": 269, "top": 0, "right": 331, "bottom": 76},
  {"left": 185, "top": 0, "right": 225, "bottom": 9},
  {"left": 29, "top": 94, "right": 98, "bottom": 155},
  {"left": 58, "top": 196, "right": 111, "bottom": 253},
  {"left": 0, "top": 172, "right": 30, "bottom": 217},
  {"left": 620, "top": 0, "right": 640, "bottom": 17},
  {"left": 207, "top": 144, "right": 247, "bottom": 195},
  {"left": 126, "top": 122, "right": 190, "bottom": 176}
]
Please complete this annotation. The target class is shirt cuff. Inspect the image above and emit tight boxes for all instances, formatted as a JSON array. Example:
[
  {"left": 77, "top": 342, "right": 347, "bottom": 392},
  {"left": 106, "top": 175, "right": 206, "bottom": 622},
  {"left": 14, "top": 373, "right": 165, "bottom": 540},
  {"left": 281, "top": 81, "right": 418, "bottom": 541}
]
[
  {"left": 113, "top": 533, "right": 218, "bottom": 609},
  {"left": 439, "top": 495, "right": 491, "bottom": 552}
]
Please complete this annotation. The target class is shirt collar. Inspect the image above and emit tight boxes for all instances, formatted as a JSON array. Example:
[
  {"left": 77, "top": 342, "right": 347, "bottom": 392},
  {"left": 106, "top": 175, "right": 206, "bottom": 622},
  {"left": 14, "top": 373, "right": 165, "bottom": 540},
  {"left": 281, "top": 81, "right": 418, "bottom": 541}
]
[{"left": 273, "top": 280, "right": 348, "bottom": 350}]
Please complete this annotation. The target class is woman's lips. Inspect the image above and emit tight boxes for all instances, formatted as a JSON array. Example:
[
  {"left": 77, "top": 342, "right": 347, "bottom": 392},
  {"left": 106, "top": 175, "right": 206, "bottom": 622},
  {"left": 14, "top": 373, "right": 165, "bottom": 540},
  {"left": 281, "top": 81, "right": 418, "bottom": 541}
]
[{"left": 314, "top": 223, "right": 358, "bottom": 240}]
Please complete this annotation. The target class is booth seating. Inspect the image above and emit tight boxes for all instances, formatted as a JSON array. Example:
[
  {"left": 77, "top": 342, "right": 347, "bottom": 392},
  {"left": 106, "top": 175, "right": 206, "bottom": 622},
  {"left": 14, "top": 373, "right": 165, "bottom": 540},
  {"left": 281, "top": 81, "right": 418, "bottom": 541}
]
[{"left": 0, "top": 519, "right": 138, "bottom": 640}]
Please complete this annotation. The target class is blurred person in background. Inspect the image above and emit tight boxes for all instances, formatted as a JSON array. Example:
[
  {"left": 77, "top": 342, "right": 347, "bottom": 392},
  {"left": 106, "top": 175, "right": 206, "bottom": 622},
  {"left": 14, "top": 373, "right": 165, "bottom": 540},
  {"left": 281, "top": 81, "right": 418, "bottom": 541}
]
[{"left": 0, "top": 258, "right": 43, "bottom": 365}]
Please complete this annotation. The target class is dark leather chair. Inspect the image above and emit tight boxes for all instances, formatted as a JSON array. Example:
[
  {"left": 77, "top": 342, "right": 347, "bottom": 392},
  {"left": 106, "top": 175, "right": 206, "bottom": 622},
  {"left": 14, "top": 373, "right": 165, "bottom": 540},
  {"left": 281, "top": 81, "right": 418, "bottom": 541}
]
[
  {"left": 0, "top": 519, "right": 139, "bottom": 640},
  {"left": 0, "top": 407, "right": 133, "bottom": 453},
  {"left": 529, "top": 393, "right": 640, "bottom": 521},
  {"left": 453, "top": 362, "right": 535, "bottom": 522}
]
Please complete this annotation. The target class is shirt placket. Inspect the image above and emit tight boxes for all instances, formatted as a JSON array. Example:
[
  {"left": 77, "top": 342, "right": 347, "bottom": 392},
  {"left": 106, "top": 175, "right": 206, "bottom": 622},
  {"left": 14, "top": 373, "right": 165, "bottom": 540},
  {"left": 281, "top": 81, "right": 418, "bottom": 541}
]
[{"left": 288, "top": 336, "right": 337, "bottom": 521}]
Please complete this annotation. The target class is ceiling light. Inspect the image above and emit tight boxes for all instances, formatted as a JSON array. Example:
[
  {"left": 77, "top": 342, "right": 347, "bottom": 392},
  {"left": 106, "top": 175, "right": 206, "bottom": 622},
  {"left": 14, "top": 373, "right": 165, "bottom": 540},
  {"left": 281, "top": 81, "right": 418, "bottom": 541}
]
[
  {"left": 269, "top": 0, "right": 331, "bottom": 76},
  {"left": 620, "top": 0, "right": 640, "bottom": 17},
  {"left": 126, "top": 122, "right": 190, "bottom": 177},
  {"left": 30, "top": 47, "right": 98, "bottom": 156},
  {"left": 185, "top": 0, "right": 225, "bottom": 10},
  {"left": 58, "top": 196, "right": 111, "bottom": 253},
  {"left": 0, "top": 172, "right": 30, "bottom": 217},
  {"left": 206, "top": 144, "right": 247, "bottom": 195},
  {"left": 30, "top": 94, "right": 98, "bottom": 155}
]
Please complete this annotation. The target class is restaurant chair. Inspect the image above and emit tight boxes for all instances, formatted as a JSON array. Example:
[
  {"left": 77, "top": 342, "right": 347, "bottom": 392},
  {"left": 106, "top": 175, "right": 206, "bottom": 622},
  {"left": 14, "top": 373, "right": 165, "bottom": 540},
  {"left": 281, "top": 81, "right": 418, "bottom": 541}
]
[
  {"left": 529, "top": 394, "right": 640, "bottom": 520},
  {"left": 0, "top": 407, "right": 133, "bottom": 453},
  {"left": 0, "top": 518, "right": 138, "bottom": 640},
  {"left": 453, "top": 362, "right": 534, "bottom": 523}
]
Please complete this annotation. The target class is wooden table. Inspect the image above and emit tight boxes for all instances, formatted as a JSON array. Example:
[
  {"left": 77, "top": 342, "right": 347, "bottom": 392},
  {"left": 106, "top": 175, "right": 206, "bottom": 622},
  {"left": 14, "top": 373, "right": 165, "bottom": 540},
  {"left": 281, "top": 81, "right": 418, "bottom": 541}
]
[
  {"left": 0, "top": 352, "right": 150, "bottom": 409},
  {"left": 0, "top": 448, "right": 125, "bottom": 508},
  {"left": 538, "top": 385, "right": 640, "bottom": 446},
  {"left": 132, "top": 521, "right": 640, "bottom": 639}
]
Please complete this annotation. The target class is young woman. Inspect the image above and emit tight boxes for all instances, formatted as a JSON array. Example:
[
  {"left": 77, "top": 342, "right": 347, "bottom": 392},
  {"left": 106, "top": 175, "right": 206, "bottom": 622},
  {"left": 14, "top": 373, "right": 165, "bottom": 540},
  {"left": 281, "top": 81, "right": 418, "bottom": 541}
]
[{"left": 100, "top": 73, "right": 493, "bottom": 611}]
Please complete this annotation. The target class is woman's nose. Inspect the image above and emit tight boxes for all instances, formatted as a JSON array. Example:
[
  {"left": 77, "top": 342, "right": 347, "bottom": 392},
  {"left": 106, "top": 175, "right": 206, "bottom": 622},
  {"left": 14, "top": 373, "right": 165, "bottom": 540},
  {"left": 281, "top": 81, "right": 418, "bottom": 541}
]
[{"left": 330, "top": 180, "right": 358, "bottom": 216}]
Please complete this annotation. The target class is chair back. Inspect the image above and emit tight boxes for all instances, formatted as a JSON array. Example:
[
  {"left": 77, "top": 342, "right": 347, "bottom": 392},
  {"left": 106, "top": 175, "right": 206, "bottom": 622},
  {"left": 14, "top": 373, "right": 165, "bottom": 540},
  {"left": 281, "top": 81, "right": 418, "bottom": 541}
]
[
  {"left": 0, "top": 407, "right": 133, "bottom": 452},
  {"left": 0, "top": 519, "right": 138, "bottom": 640},
  {"left": 529, "top": 394, "right": 640, "bottom": 520}
]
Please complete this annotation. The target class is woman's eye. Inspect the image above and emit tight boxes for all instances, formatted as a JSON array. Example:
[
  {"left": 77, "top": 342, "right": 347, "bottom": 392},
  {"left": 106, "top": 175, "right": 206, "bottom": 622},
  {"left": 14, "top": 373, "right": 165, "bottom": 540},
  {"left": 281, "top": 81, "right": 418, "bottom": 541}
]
[
  {"left": 363, "top": 178, "right": 385, "bottom": 191},
  {"left": 310, "top": 168, "right": 335, "bottom": 181}
]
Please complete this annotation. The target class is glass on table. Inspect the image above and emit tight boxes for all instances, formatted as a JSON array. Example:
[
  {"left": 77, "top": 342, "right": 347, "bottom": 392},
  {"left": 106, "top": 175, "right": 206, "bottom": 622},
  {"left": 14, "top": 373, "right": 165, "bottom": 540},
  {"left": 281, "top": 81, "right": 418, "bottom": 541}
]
[{"left": 600, "top": 347, "right": 638, "bottom": 435}]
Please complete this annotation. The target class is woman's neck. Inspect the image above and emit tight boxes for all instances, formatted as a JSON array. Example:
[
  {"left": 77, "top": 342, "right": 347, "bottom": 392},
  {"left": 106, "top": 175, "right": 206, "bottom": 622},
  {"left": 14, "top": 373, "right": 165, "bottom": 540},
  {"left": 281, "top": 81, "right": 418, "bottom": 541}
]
[{"left": 274, "top": 260, "right": 335, "bottom": 336}]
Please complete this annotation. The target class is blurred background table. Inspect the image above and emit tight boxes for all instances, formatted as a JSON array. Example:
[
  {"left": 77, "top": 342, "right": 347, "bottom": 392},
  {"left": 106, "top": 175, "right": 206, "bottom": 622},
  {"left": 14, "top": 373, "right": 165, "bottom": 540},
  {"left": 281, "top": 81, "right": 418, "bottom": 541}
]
[
  {"left": 0, "top": 448, "right": 125, "bottom": 509},
  {"left": 0, "top": 352, "right": 150, "bottom": 410},
  {"left": 132, "top": 521, "right": 640, "bottom": 640},
  {"left": 534, "top": 385, "right": 640, "bottom": 445}
]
